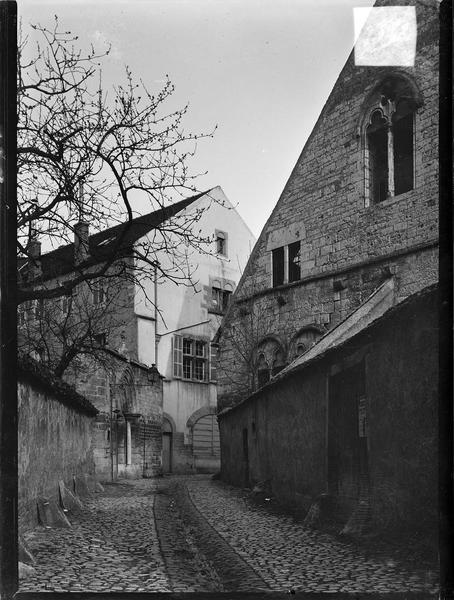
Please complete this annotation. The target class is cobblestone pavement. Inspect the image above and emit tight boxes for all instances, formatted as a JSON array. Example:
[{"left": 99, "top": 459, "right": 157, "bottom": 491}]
[
  {"left": 19, "top": 474, "right": 438, "bottom": 594},
  {"left": 20, "top": 478, "right": 219, "bottom": 593},
  {"left": 185, "top": 475, "right": 439, "bottom": 594}
]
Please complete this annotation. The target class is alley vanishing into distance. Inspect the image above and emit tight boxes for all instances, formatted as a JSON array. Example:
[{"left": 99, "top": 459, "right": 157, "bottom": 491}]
[{"left": 19, "top": 475, "right": 438, "bottom": 594}]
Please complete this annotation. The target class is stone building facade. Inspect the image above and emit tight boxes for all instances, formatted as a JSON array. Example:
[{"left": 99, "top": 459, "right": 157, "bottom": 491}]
[
  {"left": 218, "top": 285, "right": 438, "bottom": 545},
  {"left": 217, "top": 0, "right": 439, "bottom": 410},
  {"left": 19, "top": 187, "right": 254, "bottom": 478},
  {"left": 66, "top": 352, "right": 163, "bottom": 481}
]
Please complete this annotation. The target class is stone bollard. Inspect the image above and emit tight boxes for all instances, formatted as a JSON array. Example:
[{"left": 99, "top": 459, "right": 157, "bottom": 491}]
[
  {"left": 19, "top": 561, "right": 36, "bottom": 579},
  {"left": 37, "top": 496, "right": 71, "bottom": 528},
  {"left": 19, "top": 536, "right": 35, "bottom": 565},
  {"left": 73, "top": 474, "right": 91, "bottom": 498},
  {"left": 59, "top": 480, "right": 83, "bottom": 513}
]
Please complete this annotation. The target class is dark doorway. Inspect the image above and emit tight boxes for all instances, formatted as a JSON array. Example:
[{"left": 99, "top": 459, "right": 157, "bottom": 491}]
[
  {"left": 162, "top": 419, "right": 173, "bottom": 473},
  {"left": 328, "top": 362, "right": 368, "bottom": 514}
]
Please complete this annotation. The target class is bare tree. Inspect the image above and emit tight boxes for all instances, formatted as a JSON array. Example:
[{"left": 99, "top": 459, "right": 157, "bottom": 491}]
[
  {"left": 17, "top": 17, "right": 217, "bottom": 304},
  {"left": 216, "top": 291, "right": 283, "bottom": 407},
  {"left": 18, "top": 273, "right": 136, "bottom": 377}
]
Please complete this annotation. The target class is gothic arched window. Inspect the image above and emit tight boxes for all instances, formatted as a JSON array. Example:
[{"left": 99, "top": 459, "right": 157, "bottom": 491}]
[{"left": 363, "top": 76, "right": 420, "bottom": 206}]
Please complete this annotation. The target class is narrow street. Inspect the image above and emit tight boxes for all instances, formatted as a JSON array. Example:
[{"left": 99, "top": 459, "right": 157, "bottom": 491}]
[{"left": 19, "top": 475, "right": 438, "bottom": 594}]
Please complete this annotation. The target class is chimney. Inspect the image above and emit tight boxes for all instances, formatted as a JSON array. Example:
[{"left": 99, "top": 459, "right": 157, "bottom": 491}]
[
  {"left": 26, "top": 234, "right": 42, "bottom": 280},
  {"left": 74, "top": 221, "right": 89, "bottom": 265}
]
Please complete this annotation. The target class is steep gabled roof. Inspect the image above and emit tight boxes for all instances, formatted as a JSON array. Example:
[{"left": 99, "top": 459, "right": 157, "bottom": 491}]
[{"left": 36, "top": 190, "right": 209, "bottom": 280}]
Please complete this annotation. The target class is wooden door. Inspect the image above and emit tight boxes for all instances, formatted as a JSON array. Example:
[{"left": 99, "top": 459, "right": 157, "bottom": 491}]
[{"left": 193, "top": 415, "right": 220, "bottom": 458}]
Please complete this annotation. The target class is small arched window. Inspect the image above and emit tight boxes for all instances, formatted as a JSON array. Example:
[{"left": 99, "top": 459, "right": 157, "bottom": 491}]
[
  {"left": 363, "top": 76, "right": 419, "bottom": 206},
  {"left": 290, "top": 326, "right": 322, "bottom": 361},
  {"left": 257, "top": 353, "right": 270, "bottom": 388},
  {"left": 255, "top": 337, "right": 287, "bottom": 389},
  {"left": 296, "top": 343, "right": 306, "bottom": 356},
  {"left": 271, "top": 349, "right": 286, "bottom": 377}
]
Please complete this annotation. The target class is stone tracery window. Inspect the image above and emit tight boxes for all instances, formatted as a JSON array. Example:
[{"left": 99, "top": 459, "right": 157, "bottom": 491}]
[
  {"left": 255, "top": 337, "right": 286, "bottom": 389},
  {"left": 363, "top": 76, "right": 419, "bottom": 206}
]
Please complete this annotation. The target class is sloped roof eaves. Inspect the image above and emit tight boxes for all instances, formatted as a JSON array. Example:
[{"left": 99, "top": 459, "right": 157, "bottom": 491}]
[
  {"left": 218, "top": 283, "right": 438, "bottom": 419},
  {"left": 18, "top": 355, "right": 99, "bottom": 417},
  {"left": 275, "top": 278, "right": 395, "bottom": 380},
  {"left": 39, "top": 191, "right": 209, "bottom": 280}
]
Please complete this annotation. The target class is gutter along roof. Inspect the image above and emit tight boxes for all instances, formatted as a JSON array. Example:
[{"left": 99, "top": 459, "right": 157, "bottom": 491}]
[
  {"left": 35, "top": 190, "right": 210, "bottom": 280},
  {"left": 218, "top": 280, "right": 437, "bottom": 419}
]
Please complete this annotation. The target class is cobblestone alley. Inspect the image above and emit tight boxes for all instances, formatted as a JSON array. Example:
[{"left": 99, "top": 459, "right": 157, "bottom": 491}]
[{"left": 19, "top": 475, "right": 438, "bottom": 594}]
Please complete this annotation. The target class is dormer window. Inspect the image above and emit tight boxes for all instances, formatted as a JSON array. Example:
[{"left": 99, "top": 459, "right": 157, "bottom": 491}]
[{"left": 363, "top": 76, "right": 419, "bottom": 206}]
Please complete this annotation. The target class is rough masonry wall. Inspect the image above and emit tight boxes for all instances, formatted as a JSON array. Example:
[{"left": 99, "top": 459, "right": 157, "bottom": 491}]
[
  {"left": 217, "top": 1, "right": 439, "bottom": 410},
  {"left": 18, "top": 378, "right": 96, "bottom": 532},
  {"left": 66, "top": 353, "right": 163, "bottom": 481},
  {"left": 365, "top": 291, "right": 438, "bottom": 536},
  {"left": 219, "top": 289, "right": 438, "bottom": 539},
  {"left": 220, "top": 364, "right": 327, "bottom": 511}
]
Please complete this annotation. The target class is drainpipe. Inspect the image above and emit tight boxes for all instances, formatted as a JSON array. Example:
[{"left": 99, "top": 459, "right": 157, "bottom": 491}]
[
  {"left": 108, "top": 381, "right": 113, "bottom": 482},
  {"left": 154, "top": 262, "right": 159, "bottom": 367}
]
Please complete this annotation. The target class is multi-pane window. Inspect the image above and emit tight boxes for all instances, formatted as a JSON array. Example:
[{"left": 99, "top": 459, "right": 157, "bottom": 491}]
[
  {"left": 173, "top": 335, "right": 209, "bottom": 381},
  {"left": 272, "top": 242, "right": 302, "bottom": 287},
  {"left": 209, "top": 344, "right": 218, "bottom": 382},
  {"left": 212, "top": 287, "right": 232, "bottom": 312}
]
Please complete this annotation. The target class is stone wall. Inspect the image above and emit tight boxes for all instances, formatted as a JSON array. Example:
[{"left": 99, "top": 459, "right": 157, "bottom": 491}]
[
  {"left": 219, "top": 292, "right": 438, "bottom": 532},
  {"left": 217, "top": 0, "right": 439, "bottom": 410},
  {"left": 218, "top": 287, "right": 438, "bottom": 541},
  {"left": 66, "top": 352, "right": 163, "bottom": 481},
  {"left": 18, "top": 358, "right": 98, "bottom": 532}
]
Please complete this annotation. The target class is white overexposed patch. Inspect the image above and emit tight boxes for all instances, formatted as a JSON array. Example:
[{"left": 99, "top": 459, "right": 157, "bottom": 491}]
[{"left": 354, "top": 6, "right": 416, "bottom": 66}]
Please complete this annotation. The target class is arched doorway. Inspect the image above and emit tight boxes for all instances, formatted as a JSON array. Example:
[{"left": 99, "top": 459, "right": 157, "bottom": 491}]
[{"left": 162, "top": 418, "right": 173, "bottom": 473}]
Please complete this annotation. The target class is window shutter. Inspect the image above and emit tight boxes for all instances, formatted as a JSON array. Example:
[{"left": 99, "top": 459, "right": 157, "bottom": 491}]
[
  {"left": 173, "top": 335, "right": 183, "bottom": 378},
  {"left": 210, "top": 343, "right": 218, "bottom": 382}
]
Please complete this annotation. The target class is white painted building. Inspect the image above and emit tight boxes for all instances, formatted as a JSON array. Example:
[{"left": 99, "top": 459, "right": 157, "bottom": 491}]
[{"left": 134, "top": 186, "right": 255, "bottom": 472}]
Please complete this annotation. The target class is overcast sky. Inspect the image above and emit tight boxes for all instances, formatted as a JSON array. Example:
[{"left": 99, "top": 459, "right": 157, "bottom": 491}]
[{"left": 18, "top": 0, "right": 376, "bottom": 238}]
